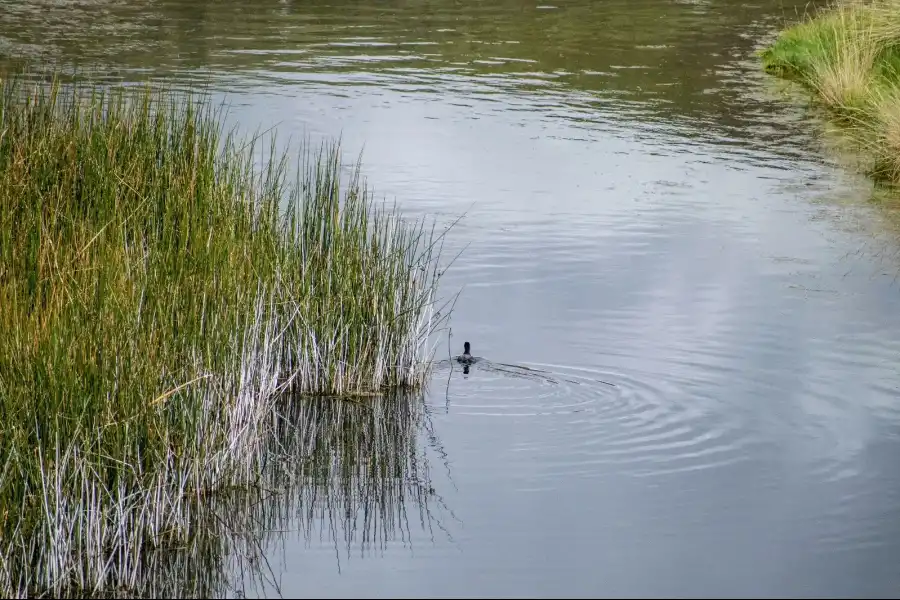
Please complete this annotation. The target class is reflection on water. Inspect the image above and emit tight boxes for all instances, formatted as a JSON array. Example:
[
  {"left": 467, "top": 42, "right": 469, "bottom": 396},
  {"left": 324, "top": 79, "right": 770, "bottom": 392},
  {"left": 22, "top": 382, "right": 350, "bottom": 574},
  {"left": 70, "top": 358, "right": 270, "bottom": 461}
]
[
  {"left": 226, "top": 392, "right": 451, "bottom": 598},
  {"left": 7, "top": 392, "right": 446, "bottom": 598},
  {"left": 0, "top": 0, "right": 836, "bottom": 164},
  {"left": 269, "top": 393, "right": 452, "bottom": 569},
  {"left": 6, "top": 0, "right": 900, "bottom": 597}
]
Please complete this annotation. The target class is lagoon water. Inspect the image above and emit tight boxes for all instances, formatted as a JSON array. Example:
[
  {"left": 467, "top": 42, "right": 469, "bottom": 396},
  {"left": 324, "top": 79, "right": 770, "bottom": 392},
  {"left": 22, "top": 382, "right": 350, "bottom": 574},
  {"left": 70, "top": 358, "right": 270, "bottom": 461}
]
[{"left": 5, "top": 0, "right": 900, "bottom": 597}]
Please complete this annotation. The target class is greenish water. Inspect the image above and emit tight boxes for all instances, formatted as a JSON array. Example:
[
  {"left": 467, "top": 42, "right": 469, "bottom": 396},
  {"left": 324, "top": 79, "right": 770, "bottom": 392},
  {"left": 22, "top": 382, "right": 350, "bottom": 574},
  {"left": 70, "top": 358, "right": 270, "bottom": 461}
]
[{"left": 5, "top": 0, "right": 900, "bottom": 597}]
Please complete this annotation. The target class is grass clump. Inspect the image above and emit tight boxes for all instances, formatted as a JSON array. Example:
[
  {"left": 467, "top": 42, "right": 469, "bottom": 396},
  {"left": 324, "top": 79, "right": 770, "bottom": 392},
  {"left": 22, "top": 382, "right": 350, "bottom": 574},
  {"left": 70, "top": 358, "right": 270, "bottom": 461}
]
[
  {"left": 0, "top": 72, "right": 453, "bottom": 597},
  {"left": 760, "top": 0, "right": 900, "bottom": 183}
]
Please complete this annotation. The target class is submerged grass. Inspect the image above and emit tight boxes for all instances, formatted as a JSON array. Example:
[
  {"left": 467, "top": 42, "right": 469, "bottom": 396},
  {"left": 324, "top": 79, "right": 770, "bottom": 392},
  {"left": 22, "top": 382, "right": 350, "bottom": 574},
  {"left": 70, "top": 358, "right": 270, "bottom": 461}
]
[
  {"left": 0, "top": 72, "right": 455, "bottom": 597},
  {"left": 760, "top": 0, "right": 900, "bottom": 184}
]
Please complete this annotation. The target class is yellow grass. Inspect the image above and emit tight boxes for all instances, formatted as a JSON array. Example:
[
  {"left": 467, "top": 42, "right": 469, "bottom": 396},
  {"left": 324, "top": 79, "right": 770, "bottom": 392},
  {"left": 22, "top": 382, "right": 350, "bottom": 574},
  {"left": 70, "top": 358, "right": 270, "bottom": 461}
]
[{"left": 761, "top": 0, "right": 900, "bottom": 185}]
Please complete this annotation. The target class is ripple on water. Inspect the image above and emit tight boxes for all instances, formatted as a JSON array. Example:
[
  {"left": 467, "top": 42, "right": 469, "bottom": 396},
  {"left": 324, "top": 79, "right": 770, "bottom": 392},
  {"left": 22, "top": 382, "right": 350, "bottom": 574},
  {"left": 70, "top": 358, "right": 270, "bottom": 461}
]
[{"left": 436, "top": 360, "right": 761, "bottom": 483}]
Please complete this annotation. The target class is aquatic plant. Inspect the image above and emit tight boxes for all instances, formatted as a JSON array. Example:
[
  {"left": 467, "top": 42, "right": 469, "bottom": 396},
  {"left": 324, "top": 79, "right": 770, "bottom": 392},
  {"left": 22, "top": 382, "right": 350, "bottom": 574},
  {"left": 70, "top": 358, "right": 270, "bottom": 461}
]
[
  {"left": 0, "top": 72, "right": 455, "bottom": 597},
  {"left": 760, "top": 0, "right": 900, "bottom": 184},
  {"left": 0, "top": 390, "right": 448, "bottom": 599}
]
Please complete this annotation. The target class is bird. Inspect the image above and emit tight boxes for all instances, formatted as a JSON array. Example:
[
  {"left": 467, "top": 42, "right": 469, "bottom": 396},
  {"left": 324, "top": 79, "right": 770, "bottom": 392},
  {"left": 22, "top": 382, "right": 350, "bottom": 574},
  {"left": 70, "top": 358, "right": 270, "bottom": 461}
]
[{"left": 456, "top": 341, "right": 475, "bottom": 365}]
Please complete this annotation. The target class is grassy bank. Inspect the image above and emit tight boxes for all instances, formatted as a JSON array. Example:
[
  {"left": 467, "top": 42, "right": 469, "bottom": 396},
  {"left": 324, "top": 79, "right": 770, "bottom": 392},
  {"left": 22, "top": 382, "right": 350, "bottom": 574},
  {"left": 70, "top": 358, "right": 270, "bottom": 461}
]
[
  {"left": 0, "top": 73, "right": 452, "bottom": 597},
  {"left": 760, "top": 0, "right": 900, "bottom": 183}
]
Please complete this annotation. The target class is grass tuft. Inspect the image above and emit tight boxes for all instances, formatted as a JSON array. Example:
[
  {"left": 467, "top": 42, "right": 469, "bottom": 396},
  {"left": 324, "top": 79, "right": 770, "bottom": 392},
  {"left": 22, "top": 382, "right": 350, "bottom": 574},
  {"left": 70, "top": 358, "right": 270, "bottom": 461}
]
[
  {"left": 761, "top": 0, "right": 900, "bottom": 184},
  {"left": 0, "top": 71, "right": 456, "bottom": 598}
]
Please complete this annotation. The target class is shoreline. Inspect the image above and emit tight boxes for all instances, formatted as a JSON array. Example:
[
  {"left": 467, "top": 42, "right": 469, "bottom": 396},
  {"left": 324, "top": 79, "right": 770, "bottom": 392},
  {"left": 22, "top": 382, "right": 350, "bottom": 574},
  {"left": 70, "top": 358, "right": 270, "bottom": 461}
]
[{"left": 760, "top": 0, "right": 900, "bottom": 187}]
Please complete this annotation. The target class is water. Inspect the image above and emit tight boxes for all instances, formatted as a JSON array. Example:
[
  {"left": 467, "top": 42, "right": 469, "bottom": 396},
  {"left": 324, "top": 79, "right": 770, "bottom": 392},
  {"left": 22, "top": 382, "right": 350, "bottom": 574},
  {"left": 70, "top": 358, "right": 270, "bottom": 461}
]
[{"left": 5, "top": 0, "right": 900, "bottom": 597}]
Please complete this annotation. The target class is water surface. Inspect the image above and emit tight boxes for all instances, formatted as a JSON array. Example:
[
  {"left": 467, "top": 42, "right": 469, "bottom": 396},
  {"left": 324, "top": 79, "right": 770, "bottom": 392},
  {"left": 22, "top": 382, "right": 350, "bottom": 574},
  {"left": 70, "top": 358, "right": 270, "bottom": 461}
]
[{"left": 4, "top": 0, "right": 900, "bottom": 597}]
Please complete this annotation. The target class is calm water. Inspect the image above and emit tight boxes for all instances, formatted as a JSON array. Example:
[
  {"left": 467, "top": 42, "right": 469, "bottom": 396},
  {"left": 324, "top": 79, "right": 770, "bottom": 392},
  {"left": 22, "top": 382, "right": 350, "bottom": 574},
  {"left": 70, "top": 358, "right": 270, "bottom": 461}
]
[{"left": 5, "top": 0, "right": 900, "bottom": 597}]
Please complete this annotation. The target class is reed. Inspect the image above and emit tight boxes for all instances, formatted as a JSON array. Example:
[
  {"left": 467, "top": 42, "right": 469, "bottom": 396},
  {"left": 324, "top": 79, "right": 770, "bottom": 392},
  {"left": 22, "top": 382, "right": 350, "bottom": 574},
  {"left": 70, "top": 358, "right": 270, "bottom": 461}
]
[
  {"left": 0, "top": 390, "right": 449, "bottom": 599},
  {"left": 0, "top": 72, "right": 455, "bottom": 597}
]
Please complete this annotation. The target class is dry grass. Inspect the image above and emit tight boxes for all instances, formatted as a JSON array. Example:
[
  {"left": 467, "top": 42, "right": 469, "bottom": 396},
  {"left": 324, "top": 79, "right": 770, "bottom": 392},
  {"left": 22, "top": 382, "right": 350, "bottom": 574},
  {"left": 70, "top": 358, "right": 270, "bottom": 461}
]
[
  {"left": 809, "top": 7, "right": 878, "bottom": 112},
  {"left": 761, "top": 0, "right": 900, "bottom": 184},
  {"left": 860, "top": 83, "right": 900, "bottom": 180}
]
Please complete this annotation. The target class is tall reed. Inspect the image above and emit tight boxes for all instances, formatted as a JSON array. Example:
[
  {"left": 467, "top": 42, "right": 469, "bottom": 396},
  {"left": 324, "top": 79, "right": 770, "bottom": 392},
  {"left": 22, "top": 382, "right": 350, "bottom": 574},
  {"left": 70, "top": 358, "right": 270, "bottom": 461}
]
[{"left": 0, "top": 72, "right": 455, "bottom": 598}]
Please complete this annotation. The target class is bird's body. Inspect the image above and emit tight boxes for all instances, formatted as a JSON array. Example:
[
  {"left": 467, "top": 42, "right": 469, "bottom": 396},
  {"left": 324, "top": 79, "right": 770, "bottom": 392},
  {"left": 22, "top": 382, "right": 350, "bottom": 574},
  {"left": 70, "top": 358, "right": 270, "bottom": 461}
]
[{"left": 457, "top": 341, "right": 475, "bottom": 365}]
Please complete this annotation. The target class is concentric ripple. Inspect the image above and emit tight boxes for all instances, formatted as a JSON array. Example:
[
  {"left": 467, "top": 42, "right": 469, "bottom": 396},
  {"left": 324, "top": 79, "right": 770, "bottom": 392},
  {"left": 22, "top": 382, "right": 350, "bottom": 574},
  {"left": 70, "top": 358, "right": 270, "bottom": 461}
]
[{"left": 433, "top": 360, "right": 760, "bottom": 481}]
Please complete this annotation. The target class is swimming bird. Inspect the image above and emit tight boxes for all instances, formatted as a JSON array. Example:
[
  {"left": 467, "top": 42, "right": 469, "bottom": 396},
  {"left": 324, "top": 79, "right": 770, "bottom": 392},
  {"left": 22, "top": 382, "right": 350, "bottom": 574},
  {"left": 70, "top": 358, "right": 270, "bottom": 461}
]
[{"left": 456, "top": 341, "right": 475, "bottom": 365}]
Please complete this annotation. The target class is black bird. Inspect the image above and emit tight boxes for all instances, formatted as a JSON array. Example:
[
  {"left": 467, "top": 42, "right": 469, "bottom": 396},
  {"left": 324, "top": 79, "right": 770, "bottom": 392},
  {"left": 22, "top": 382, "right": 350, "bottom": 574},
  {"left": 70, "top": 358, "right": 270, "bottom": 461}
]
[{"left": 456, "top": 341, "right": 475, "bottom": 365}]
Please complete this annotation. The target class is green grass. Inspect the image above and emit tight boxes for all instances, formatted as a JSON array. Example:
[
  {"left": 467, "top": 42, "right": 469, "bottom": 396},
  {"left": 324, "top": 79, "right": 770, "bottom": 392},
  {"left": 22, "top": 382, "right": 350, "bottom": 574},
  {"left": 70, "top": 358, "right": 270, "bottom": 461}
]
[
  {"left": 760, "top": 0, "right": 900, "bottom": 183},
  {"left": 0, "top": 72, "right": 455, "bottom": 597}
]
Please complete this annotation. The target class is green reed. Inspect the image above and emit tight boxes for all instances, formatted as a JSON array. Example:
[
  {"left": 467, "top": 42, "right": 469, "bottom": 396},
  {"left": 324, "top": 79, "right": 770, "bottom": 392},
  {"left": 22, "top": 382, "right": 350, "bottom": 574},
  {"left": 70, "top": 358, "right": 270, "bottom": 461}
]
[{"left": 0, "top": 72, "right": 454, "bottom": 597}]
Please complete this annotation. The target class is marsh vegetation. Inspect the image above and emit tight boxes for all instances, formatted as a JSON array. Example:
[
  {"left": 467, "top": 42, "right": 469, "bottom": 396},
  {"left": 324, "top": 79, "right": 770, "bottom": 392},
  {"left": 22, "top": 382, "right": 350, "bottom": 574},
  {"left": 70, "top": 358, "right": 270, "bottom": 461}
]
[
  {"left": 0, "top": 72, "right": 453, "bottom": 598},
  {"left": 762, "top": 0, "right": 900, "bottom": 184}
]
